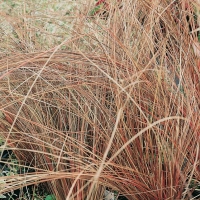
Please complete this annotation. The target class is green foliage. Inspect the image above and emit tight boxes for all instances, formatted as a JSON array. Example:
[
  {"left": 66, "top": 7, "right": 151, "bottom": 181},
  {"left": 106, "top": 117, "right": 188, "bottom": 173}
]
[
  {"left": 45, "top": 194, "right": 56, "bottom": 200},
  {"left": 0, "top": 194, "right": 6, "bottom": 198},
  {"left": 89, "top": 4, "right": 102, "bottom": 16}
]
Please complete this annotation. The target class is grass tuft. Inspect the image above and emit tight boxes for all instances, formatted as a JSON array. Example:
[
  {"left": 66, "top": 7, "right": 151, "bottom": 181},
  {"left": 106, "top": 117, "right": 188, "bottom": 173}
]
[{"left": 0, "top": 0, "right": 199, "bottom": 199}]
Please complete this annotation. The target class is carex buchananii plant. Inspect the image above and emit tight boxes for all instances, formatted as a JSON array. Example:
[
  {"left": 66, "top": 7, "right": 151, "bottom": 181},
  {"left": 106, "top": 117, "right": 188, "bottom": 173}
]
[{"left": 0, "top": 0, "right": 199, "bottom": 199}]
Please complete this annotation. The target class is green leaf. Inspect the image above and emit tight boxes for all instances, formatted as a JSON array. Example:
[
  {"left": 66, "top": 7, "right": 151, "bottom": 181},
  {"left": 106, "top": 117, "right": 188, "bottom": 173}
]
[
  {"left": 89, "top": 3, "right": 104, "bottom": 16},
  {"left": 0, "top": 194, "right": 6, "bottom": 198},
  {"left": 45, "top": 194, "right": 56, "bottom": 200}
]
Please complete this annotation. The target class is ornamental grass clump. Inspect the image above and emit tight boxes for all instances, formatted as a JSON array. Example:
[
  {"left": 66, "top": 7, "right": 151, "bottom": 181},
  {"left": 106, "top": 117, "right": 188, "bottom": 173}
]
[{"left": 0, "top": 0, "right": 199, "bottom": 199}]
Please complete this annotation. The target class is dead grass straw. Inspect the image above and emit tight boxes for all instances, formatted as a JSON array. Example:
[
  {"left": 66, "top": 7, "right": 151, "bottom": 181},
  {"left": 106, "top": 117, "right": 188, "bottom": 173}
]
[{"left": 0, "top": 0, "right": 199, "bottom": 199}]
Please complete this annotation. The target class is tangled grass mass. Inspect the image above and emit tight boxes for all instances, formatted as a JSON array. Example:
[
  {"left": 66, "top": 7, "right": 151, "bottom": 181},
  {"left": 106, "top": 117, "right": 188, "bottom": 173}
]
[{"left": 0, "top": 0, "right": 199, "bottom": 199}]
